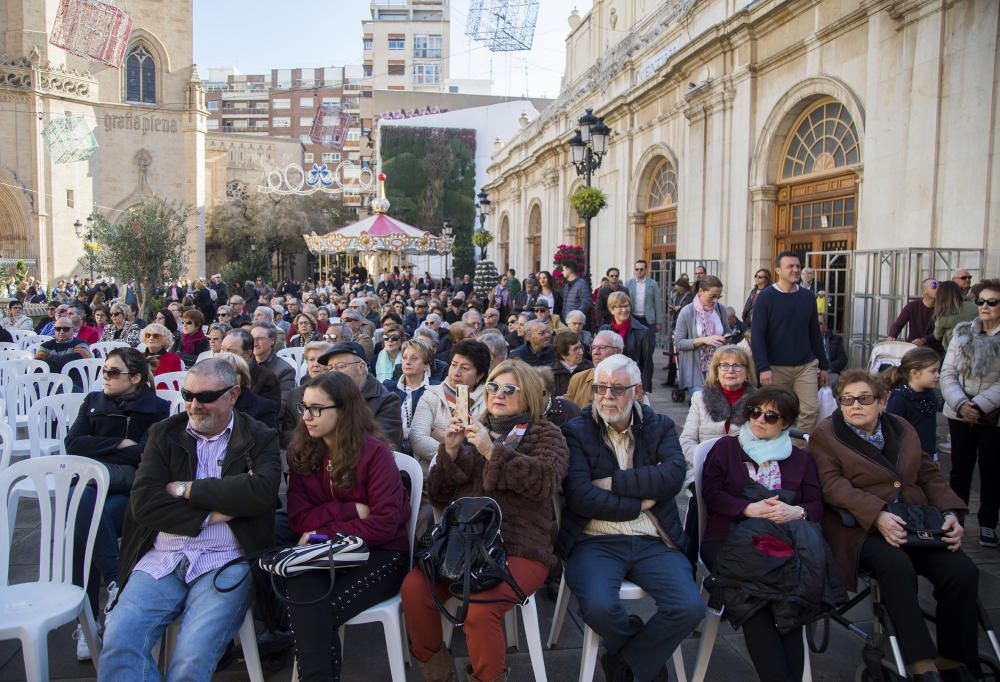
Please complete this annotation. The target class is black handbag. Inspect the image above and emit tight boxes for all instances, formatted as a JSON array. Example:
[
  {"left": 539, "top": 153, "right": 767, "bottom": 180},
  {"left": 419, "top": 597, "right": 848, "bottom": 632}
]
[
  {"left": 886, "top": 503, "right": 948, "bottom": 549},
  {"left": 415, "top": 497, "right": 526, "bottom": 626}
]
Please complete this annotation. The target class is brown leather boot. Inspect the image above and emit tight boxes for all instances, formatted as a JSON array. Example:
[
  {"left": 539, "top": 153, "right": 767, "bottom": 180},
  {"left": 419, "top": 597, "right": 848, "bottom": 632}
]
[
  {"left": 417, "top": 646, "right": 456, "bottom": 682},
  {"left": 464, "top": 664, "right": 508, "bottom": 682}
]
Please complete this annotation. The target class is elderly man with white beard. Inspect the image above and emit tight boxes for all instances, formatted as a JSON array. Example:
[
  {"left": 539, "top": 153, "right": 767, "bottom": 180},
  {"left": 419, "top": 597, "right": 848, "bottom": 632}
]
[{"left": 558, "top": 354, "right": 703, "bottom": 682}]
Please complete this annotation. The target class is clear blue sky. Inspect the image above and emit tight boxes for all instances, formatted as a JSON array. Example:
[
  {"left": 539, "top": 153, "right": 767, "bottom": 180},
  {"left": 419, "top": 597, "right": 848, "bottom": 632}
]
[{"left": 193, "top": 0, "right": 591, "bottom": 99}]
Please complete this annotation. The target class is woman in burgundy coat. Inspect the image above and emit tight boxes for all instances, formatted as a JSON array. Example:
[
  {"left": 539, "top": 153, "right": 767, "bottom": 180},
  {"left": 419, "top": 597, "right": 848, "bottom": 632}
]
[
  {"left": 701, "top": 385, "right": 823, "bottom": 682},
  {"left": 285, "top": 372, "right": 410, "bottom": 682}
]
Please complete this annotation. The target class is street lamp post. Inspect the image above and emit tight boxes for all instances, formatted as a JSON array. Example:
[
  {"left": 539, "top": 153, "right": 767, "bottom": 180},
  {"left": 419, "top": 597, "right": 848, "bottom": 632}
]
[
  {"left": 442, "top": 219, "right": 453, "bottom": 283},
  {"left": 568, "top": 108, "right": 611, "bottom": 282},
  {"left": 475, "top": 189, "right": 491, "bottom": 260},
  {"left": 73, "top": 215, "right": 96, "bottom": 281}
]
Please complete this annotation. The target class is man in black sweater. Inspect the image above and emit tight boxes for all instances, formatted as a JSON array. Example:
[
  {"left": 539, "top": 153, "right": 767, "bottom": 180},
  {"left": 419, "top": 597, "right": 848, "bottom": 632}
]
[{"left": 750, "top": 251, "right": 830, "bottom": 433}]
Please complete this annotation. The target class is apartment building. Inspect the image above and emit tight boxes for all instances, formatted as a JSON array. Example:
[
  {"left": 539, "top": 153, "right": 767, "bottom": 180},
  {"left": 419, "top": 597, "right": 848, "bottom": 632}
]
[
  {"left": 362, "top": 0, "right": 450, "bottom": 92},
  {"left": 204, "top": 66, "right": 367, "bottom": 209}
]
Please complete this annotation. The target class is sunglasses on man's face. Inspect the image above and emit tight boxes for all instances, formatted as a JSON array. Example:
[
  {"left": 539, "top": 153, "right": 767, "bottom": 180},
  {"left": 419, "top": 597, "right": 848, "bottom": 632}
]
[
  {"left": 592, "top": 384, "right": 635, "bottom": 397},
  {"left": 746, "top": 407, "right": 782, "bottom": 424},
  {"left": 957, "top": 275, "right": 972, "bottom": 281},
  {"left": 54, "top": 326, "right": 72, "bottom": 332},
  {"left": 181, "top": 386, "right": 235, "bottom": 403}
]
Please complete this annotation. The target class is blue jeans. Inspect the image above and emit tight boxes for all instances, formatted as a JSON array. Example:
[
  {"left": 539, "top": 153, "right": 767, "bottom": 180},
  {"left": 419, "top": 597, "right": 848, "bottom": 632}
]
[
  {"left": 565, "top": 535, "right": 704, "bottom": 682},
  {"left": 98, "top": 561, "right": 251, "bottom": 682},
  {"left": 73, "top": 486, "right": 129, "bottom": 615}
]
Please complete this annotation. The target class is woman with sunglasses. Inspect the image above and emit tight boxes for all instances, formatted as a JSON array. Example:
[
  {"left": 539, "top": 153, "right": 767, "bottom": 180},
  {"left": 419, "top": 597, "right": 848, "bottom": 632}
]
[
  {"left": 933, "top": 280, "right": 978, "bottom": 349},
  {"left": 811, "top": 369, "right": 978, "bottom": 681},
  {"left": 285, "top": 371, "right": 411, "bottom": 682},
  {"left": 401, "top": 358, "right": 569, "bottom": 682},
  {"left": 742, "top": 269, "right": 771, "bottom": 325},
  {"left": 100, "top": 302, "right": 142, "bottom": 347},
  {"left": 153, "top": 307, "right": 180, "bottom": 347},
  {"left": 173, "top": 309, "right": 209, "bottom": 368},
  {"left": 674, "top": 275, "right": 732, "bottom": 397},
  {"left": 65, "top": 348, "right": 170, "bottom": 660},
  {"left": 140, "top": 323, "right": 183, "bottom": 376},
  {"left": 941, "top": 278, "right": 1000, "bottom": 550},
  {"left": 700, "top": 385, "right": 831, "bottom": 682}
]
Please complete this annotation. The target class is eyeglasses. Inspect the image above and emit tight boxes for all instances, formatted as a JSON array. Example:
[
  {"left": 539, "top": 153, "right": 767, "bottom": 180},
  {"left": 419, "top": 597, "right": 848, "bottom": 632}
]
[
  {"left": 181, "top": 386, "right": 235, "bottom": 403},
  {"left": 328, "top": 360, "right": 363, "bottom": 372},
  {"left": 635, "top": 267, "right": 645, "bottom": 272},
  {"left": 296, "top": 402, "right": 339, "bottom": 418},
  {"left": 53, "top": 326, "right": 72, "bottom": 332},
  {"left": 532, "top": 307, "right": 548, "bottom": 313},
  {"left": 746, "top": 407, "right": 782, "bottom": 424},
  {"left": 837, "top": 394, "right": 877, "bottom": 407},
  {"left": 111, "top": 311, "right": 124, "bottom": 318},
  {"left": 218, "top": 312, "right": 230, "bottom": 317},
  {"left": 102, "top": 368, "right": 130, "bottom": 379},
  {"left": 592, "top": 384, "right": 636, "bottom": 397},
  {"left": 975, "top": 298, "right": 1000, "bottom": 308},
  {"left": 183, "top": 320, "right": 196, "bottom": 326},
  {"left": 591, "top": 344, "right": 618, "bottom": 353},
  {"left": 384, "top": 334, "right": 401, "bottom": 342},
  {"left": 144, "top": 332, "right": 162, "bottom": 339},
  {"left": 717, "top": 363, "right": 746, "bottom": 372},
  {"left": 485, "top": 381, "right": 521, "bottom": 396},
  {"left": 507, "top": 318, "right": 517, "bottom": 325},
  {"left": 957, "top": 275, "right": 972, "bottom": 281},
  {"left": 325, "top": 334, "right": 341, "bottom": 341}
]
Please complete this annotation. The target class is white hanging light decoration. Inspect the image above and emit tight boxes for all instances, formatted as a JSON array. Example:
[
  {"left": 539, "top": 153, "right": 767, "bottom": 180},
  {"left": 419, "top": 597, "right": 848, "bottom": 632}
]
[
  {"left": 259, "top": 161, "right": 377, "bottom": 197},
  {"left": 41, "top": 115, "right": 99, "bottom": 163},
  {"left": 49, "top": 0, "right": 134, "bottom": 68},
  {"left": 466, "top": 0, "right": 539, "bottom": 52}
]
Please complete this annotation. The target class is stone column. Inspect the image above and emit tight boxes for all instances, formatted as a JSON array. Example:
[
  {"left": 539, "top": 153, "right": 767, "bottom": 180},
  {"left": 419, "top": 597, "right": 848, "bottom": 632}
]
[{"left": 748, "top": 184, "right": 778, "bottom": 272}]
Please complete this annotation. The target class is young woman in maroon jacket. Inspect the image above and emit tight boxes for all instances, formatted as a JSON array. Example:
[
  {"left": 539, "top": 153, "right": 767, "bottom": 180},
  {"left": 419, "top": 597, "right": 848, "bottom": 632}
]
[{"left": 285, "top": 371, "right": 411, "bottom": 681}]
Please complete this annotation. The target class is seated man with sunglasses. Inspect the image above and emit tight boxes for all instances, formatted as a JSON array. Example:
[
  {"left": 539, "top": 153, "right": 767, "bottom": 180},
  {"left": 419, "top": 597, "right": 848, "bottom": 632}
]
[
  {"left": 100, "top": 358, "right": 282, "bottom": 682},
  {"left": 34, "top": 315, "right": 92, "bottom": 390},
  {"left": 559, "top": 354, "right": 703, "bottom": 682}
]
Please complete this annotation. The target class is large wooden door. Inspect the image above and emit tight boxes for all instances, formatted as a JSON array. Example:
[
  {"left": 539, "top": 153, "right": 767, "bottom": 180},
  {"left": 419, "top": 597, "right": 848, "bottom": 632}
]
[
  {"left": 644, "top": 206, "right": 677, "bottom": 286},
  {"left": 774, "top": 173, "right": 857, "bottom": 260}
]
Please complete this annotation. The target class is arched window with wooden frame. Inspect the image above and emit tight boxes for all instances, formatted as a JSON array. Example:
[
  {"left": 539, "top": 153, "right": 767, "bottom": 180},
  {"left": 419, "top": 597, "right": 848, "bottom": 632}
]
[
  {"left": 642, "top": 157, "right": 678, "bottom": 279},
  {"left": 527, "top": 204, "right": 542, "bottom": 274},
  {"left": 774, "top": 97, "right": 861, "bottom": 334},
  {"left": 125, "top": 44, "right": 156, "bottom": 104}
]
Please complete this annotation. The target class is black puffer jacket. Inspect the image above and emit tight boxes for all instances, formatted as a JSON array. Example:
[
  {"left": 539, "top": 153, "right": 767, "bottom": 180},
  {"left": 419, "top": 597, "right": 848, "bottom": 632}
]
[
  {"left": 558, "top": 403, "right": 689, "bottom": 558},
  {"left": 706, "top": 483, "right": 846, "bottom": 632}
]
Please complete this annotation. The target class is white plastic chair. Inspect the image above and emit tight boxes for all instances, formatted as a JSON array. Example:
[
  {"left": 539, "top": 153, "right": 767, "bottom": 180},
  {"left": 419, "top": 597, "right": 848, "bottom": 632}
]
[
  {"left": 154, "top": 371, "right": 187, "bottom": 392},
  {"left": 0, "top": 422, "right": 12, "bottom": 471},
  {"left": 27, "top": 393, "right": 85, "bottom": 459},
  {"left": 156, "top": 389, "right": 186, "bottom": 415},
  {"left": 277, "top": 347, "right": 305, "bottom": 384},
  {"left": 8, "top": 329, "right": 33, "bottom": 343},
  {"left": 161, "top": 609, "right": 263, "bottom": 682},
  {"left": 293, "top": 451, "right": 423, "bottom": 682},
  {"left": 689, "top": 437, "right": 812, "bottom": 682},
  {"left": 4, "top": 373, "right": 72, "bottom": 454},
  {"left": 61, "top": 357, "right": 105, "bottom": 393},
  {"left": 0, "top": 359, "right": 47, "bottom": 417},
  {"left": 0, "top": 341, "right": 19, "bottom": 352},
  {"left": 0, "top": 455, "right": 108, "bottom": 681},
  {"left": 89, "top": 340, "right": 130, "bottom": 359},
  {"left": 0, "top": 349, "right": 30, "bottom": 362},
  {"left": 16, "top": 334, "right": 49, "bottom": 351}
]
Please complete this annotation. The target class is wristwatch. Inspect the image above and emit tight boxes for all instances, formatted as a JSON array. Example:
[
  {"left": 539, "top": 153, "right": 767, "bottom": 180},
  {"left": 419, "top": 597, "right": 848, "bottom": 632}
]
[{"left": 175, "top": 482, "right": 187, "bottom": 498}]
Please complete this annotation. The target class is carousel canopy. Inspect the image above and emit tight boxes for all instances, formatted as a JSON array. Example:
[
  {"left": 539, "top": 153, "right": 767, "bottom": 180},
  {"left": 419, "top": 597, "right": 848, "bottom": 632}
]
[{"left": 303, "top": 172, "right": 454, "bottom": 256}]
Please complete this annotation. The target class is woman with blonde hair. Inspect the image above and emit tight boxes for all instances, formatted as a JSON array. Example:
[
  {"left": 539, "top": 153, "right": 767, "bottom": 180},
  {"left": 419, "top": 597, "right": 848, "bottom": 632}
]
[
  {"left": 100, "top": 302, "right": 142, "bottom": 346},
  {"left": 383, "top": 338, "right": 440, "bottom": 454},
  {"left": 140, "top": 322, "right": 183, "bottom": 376},
  {"left": 680, "top": 344, "right": 757, "bottom": 484},
  {"left": 401, "top": 358, "right": 569, "bottom": 682}
]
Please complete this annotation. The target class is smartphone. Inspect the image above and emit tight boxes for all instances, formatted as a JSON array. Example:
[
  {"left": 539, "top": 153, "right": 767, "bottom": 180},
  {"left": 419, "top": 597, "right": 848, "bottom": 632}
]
[{"left": 455, "top": 384, "right": 470, "bottom": 426}]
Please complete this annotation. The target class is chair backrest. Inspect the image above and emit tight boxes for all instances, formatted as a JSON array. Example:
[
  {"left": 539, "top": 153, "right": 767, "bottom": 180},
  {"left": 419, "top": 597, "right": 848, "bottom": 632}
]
[
  {"left": 0, "top": 358, "right": 46, "bottom": 389},
  {"left": 393, "top": 451, "right": 423, "bottom": 564},
  {"left": 155, "top": 371, "right": 187, "bottom": 392},
  {"left": 0, "top": 455, "right": 108, "bottom": 589},
  {"left": 0, "top": 422, "right": 11, "bottom": 472},
  {"left": 8, "top": 329, "right": 32, "bottom": 342},
  {"left": 5, "top": 373, "right": 73, "bottom": 426},
  {"left": 16, "top": 334, "right": 49, "bottom": 351},
  {"left": 89, "top": 340, "right": 130, "bottom": 359},
  {"left": 156, "top": 388, "right": 186, "bottom": 415},
  {"left": 28, "top": 393, "right": 86, "bottom": 458},
  {"left": 62, "top": 357, "right": 106, "bottom": 393},
  {"left": 277, "top": 347, "right": 305, "bottom": 384},
  {"left": 0, "top": 342, "right": 19, "bottom": 352},
  {"left": 692, "top": 436, "right": 722, "bottom": 562},
  {"left": 0, "top": 349, "right": 31, "bottom": 362}
]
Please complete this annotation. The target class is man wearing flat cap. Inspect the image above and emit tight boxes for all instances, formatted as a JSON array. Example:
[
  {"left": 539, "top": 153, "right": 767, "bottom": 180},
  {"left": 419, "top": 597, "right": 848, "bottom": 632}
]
[{"left": 320, "top": 342, "right": 402, "bottom": 448}]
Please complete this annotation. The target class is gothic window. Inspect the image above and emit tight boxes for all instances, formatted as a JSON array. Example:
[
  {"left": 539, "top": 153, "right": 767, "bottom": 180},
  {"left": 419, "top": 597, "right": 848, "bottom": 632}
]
[
  {"left": 645, "top": 159, "right": 677, "bottom": 210},
  {"left": 781, "top": 99, "right": 859, "bottom": 179},
  {"left": 125, "top": 45, "right": 156, "bottom": 104},
  {"left": 226, "top": 181, "right": 248, "bottom": 202}
]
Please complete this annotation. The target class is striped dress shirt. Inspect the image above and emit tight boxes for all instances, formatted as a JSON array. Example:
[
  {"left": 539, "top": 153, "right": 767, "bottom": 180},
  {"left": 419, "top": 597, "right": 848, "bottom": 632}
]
[{"left": 133, "top": 415, "right": 243, "bottom": 583}]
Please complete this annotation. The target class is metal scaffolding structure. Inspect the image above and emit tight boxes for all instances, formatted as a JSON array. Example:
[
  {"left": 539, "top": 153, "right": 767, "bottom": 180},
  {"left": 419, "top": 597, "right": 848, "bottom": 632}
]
[{"left": 465, "top": 0, "right": 539, "bottom": 52}]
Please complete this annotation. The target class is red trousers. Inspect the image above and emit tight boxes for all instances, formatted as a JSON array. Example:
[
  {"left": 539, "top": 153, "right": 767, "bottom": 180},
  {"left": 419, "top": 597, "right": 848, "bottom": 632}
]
[{"left": 401, "top": 556, "right": 549, "bottom": 681}]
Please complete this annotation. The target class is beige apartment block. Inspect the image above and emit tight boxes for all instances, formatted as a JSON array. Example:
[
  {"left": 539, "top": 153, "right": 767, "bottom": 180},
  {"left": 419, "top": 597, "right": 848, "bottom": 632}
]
[
  {"left": 363, "top": 0, "right": 450, "bottom": 92},
  {"left": 485, "top": 0, "right": 1000, "bottom": 346}
]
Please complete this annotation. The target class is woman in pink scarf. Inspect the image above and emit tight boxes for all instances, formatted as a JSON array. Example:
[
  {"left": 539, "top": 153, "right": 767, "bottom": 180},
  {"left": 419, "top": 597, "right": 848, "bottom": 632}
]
[{"left": 675, "top": 275, "right": 732, "bottom": 394}]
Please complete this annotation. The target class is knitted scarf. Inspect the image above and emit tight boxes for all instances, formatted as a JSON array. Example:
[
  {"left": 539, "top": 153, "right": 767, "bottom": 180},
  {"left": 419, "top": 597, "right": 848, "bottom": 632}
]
[
  {"left": 180, "top": 329, "right": 206, "bottom": 355},
  {"left": 693, "top": 296, "right": 723, "bottom": 374},
  {"left": 486, "top": 411, "right": 531, "bottom": 441}
]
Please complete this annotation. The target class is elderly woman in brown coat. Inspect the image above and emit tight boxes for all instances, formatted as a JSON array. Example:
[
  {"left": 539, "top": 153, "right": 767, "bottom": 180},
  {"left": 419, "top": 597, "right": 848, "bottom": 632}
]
[{"left": 810, "top": 369, "right": 979, "bottom": 682}]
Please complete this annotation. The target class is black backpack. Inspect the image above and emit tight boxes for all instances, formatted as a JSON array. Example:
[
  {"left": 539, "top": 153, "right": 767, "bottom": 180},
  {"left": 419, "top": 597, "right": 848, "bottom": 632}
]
[{"left": 416, "top": 496, "right": 526, "bottom": 626}]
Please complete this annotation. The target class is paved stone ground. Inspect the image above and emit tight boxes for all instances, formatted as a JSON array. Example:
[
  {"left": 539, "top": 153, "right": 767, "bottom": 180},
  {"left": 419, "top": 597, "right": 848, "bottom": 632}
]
[{"left": 3, "top": 359, "right": 999, "bottom": 681}]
